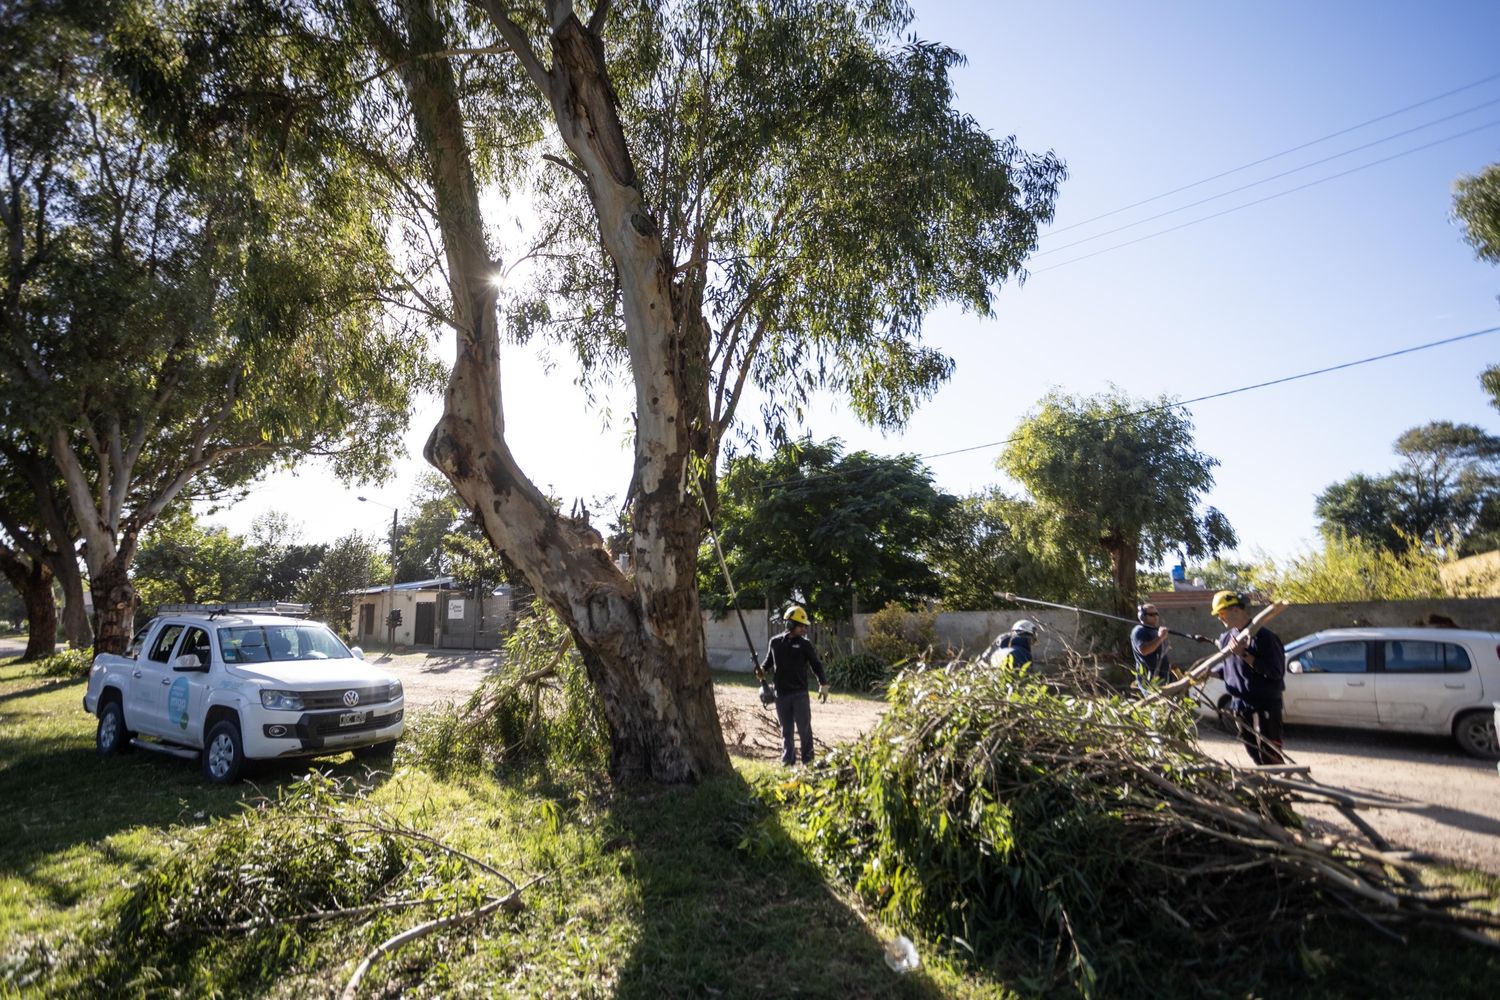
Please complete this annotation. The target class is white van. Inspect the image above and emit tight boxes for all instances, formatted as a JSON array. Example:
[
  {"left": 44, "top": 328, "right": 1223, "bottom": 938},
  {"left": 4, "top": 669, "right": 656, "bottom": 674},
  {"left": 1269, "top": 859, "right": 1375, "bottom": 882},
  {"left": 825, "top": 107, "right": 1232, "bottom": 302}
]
[{"left": 1198, "top": 627, "right": 1500, "bottom": 760}]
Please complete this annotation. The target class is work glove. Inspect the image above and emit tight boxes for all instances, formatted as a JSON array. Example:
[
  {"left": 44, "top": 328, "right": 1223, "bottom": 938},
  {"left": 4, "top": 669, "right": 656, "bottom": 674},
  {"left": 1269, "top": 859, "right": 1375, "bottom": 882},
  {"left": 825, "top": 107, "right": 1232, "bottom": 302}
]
[{"left": 818, "top": 683, "right": 829, "bottom": 704}]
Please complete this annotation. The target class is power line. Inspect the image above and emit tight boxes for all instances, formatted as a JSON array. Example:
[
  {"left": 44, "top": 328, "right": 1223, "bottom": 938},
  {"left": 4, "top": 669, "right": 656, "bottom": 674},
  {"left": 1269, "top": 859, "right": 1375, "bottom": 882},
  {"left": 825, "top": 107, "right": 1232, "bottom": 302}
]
[
  {"left": 1034, "top": 117, "right": 1500, "bottom": 273},
  {"left": 918, "top": 326, "right": 1500, "bottom": 462},
  {"left": 1036, "top": 95, "right": 1500, "bottom": 257},
  {"left": 1041, "top": 70, "right": 1500, "bottom": 240},
  {"left": 739, "top": 325, "right": 1500, "bottom": 496}
]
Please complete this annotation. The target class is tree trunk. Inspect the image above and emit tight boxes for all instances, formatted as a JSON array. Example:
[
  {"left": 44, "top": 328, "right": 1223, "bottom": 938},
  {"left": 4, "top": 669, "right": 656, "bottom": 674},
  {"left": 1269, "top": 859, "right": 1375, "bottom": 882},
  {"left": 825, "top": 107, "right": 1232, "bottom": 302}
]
[
  {"left": 49, "top": 551, "right": 92, "bottom": 648},
  {"left": 0, "top": 545, "right": 57, "bottom": 660},
  {"left": 1102, "top": 532, "right": 1140, "bottom": 618},
  {"left": 89, "top": 557, "right": 137, "bottom": 656},
  {"left": 384, "top": 0, "right": 728, "bottom": 784}
]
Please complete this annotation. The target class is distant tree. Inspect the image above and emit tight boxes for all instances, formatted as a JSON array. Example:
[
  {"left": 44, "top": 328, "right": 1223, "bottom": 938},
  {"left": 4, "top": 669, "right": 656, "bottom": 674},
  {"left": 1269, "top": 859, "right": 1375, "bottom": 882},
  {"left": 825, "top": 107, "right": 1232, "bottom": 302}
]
[
  {"left": 395, "top": 473, "right": 465, "bottom": 583},
  {"left": 1316, "top": 421, "right": 1500, "bottom": 554},
  {"left": 1451, "top": 162, "right": 1500, "bottom": 411},
  {"left": 245, "top": 512, "right": 327, "bottom": 601},
  {"left": 299, "top": 533, "right": 386, "bottom": 635},
  {"left": 1314, "top": 473, "right": 1414, "bottom": 553},
  {"left": 702, "top": 440, "right": 957, "bottom": 621},
  {"left": 925, "top": 488, "right": 1087, "bottom": 610},
  {"left": 1000, "top": 390, "right": 1235, "bottom": 616},
  {"left": 132, "top": 509, "right": 258, "bottom": 614}
]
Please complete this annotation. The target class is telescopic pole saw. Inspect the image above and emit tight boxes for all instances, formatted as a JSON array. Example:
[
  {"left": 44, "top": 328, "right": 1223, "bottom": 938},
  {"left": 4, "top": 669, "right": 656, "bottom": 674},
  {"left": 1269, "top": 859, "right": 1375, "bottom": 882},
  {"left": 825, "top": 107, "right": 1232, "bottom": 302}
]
[
  {"left": 696, "top": 478, "right": 775, "bottom": 709},
  {"left": 995, "top": 591, "right": 1215, "bottom": 645}
]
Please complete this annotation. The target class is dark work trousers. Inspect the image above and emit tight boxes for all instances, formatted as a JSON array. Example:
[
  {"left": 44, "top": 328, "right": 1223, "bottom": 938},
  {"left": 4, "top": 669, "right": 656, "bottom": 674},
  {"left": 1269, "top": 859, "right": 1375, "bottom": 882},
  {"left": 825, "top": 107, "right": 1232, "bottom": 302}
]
[
  {"left": 1233, "top": 701, "right": 1285, "bottom": 765},
  {"left": 775, "top": 690, "right": 814, "bottom": 765}
]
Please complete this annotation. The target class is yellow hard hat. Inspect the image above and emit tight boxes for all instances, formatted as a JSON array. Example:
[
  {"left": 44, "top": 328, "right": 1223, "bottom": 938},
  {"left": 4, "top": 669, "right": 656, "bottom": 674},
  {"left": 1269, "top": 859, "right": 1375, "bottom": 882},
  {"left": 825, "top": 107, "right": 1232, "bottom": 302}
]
[
  {"left": 1210, "top": 590, "right": 1245, "bottom": 616},
  {"left": 785, "top": 605, "right": 810, "bottom": 626}
]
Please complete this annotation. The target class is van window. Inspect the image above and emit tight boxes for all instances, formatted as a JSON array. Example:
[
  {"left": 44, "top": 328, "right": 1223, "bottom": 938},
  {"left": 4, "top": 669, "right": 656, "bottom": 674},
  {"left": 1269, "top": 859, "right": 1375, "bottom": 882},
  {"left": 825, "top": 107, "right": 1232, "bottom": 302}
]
[
  {"left": 1298, "top": 641, "right": 1368, "bottom": 673},
  {"left": 1382, "top": 641, "right": 1472, "bottom": 674}
]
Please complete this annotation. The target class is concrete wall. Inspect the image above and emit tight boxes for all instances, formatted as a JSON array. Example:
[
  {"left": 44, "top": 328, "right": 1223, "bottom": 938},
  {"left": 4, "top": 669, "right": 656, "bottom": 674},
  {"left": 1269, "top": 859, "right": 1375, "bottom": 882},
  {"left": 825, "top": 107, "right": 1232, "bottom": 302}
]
[
  {"left": 853, "top": 597, "right": 1500, "bottom": 665},
  {"left": 350, "top": 589, "right": 442, "bottom": 648},
  {"left": 705, "top": 608, "right": 771, "bottom": 672}
]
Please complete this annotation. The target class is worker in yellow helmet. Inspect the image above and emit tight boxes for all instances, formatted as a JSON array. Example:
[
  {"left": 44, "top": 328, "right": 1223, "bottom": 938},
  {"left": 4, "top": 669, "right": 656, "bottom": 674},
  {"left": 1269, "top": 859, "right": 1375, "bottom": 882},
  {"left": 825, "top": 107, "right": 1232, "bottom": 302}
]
[
  {"left": 1211, "top": 590, "right": 1287, "bottom": 765},
  {"left": 758, "top": 605, "right": 829, "bottom": 766}
]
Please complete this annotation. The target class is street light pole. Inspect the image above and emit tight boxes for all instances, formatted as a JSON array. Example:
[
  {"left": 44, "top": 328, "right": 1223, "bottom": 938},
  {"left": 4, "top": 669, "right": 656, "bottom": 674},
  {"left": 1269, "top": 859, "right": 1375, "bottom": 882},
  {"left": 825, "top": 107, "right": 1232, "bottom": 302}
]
[{"left": 358, "top": 496, "right": 399, "bottom": 652}]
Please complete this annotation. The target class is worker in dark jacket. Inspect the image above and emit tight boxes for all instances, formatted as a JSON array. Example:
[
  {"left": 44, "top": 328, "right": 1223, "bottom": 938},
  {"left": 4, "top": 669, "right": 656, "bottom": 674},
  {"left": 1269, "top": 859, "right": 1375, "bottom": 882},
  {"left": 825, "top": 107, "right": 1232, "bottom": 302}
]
[
  {"left": 759, "top": 605, "right": 829, "bottom": 766},
  {"left": 1212, "top": 590, "right": 1286, "bottom": 765},
  {"left": 996, "top": 619, "right": 1038, "bottom": 669},
  {"left": 1131, "top": 603, "right": 1172, "bottom": 689}
]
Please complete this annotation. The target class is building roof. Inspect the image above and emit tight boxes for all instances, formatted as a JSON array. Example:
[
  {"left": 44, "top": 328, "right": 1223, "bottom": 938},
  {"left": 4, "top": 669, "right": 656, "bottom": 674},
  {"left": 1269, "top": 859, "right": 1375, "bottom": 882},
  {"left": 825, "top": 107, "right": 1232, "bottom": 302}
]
[{"left": 348, "top": 576, "right": 456, "bottom": 596}]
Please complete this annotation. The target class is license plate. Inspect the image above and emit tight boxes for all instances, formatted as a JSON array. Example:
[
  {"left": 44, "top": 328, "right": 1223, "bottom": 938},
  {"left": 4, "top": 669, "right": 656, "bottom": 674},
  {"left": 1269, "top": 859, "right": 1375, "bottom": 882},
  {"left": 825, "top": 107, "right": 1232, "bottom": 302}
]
[{"left": 338, "top": 711, "right": 366, "bottom": 727}]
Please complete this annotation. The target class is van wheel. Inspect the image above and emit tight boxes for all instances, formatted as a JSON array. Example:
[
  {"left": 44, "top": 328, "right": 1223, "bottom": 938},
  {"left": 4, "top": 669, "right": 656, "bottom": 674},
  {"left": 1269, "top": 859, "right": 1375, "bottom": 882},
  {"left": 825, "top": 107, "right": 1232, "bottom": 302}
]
[
  {"left": 96, "top": 699, "right": 135, "bottom": 757},
  {"left": 1453, "top": 711, "right": 1500, "bottom": 761},
  {"left": 202, "top": 719, "right": 246, "bottom": 784}
]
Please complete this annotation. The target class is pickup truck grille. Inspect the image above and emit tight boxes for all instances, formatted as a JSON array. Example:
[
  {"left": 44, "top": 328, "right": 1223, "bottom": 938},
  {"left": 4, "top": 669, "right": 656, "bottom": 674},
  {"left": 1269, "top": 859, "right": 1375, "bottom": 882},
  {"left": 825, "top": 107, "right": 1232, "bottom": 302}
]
[{"left": 299, "top": 685, "right": 393, "bottom": 710}]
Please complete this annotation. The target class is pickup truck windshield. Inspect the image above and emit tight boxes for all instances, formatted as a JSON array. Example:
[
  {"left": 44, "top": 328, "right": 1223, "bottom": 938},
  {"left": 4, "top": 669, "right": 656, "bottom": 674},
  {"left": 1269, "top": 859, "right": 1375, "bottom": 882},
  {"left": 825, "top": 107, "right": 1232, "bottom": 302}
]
[{"left": 218, "top": 625, "right": 351, "bottom": 663}]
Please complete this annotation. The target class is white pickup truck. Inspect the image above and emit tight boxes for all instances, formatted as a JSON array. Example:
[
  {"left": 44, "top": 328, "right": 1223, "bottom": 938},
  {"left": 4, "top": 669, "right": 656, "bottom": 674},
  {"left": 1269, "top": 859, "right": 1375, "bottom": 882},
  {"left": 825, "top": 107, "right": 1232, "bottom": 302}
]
[{"left": 83, "top": 607, "right": 405, "bottom": 783}]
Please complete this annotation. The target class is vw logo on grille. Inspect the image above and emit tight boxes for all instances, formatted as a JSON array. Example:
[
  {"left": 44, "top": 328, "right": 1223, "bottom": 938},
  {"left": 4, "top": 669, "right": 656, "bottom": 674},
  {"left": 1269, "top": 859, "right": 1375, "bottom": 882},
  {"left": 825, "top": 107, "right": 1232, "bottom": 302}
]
[{"left": 343, "top": 690, "right": 360, "bottom": 707}]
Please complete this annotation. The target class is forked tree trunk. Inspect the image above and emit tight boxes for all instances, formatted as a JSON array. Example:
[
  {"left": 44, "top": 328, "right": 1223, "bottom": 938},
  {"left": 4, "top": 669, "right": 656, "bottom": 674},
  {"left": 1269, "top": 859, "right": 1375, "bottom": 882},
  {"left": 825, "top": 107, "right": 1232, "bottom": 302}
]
[
  {"left": 385, "top": 0, "right": 729, "bottom": 783},
  {"left": 0, "top": 547, "right": 56, "bottom": 660}
]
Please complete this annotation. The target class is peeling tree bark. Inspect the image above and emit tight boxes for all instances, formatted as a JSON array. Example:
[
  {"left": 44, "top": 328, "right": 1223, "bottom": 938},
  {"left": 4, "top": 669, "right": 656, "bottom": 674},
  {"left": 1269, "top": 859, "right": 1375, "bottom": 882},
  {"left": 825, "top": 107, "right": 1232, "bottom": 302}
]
[{"left": 375, "top": 0, "right": 729, "bottom": 783}]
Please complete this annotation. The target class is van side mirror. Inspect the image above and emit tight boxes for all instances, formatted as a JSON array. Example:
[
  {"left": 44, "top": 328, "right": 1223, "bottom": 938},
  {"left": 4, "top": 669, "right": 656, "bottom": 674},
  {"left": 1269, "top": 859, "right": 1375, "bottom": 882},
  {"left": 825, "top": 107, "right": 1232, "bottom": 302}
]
[
  {"left": 1287, "top": 658, "right": 1303, "bottom": 674},
  {"left": 173, "top": 653, "right": 208, "bottom": 672}
]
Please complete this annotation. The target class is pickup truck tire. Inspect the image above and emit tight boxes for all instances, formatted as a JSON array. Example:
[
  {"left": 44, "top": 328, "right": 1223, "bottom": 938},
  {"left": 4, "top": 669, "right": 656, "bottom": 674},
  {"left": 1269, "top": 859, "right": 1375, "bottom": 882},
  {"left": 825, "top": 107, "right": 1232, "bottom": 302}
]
[
  {"left": 202, "top": 719, "right": 246, "bottom": 784},
  {"left": 1454, "top": 710, "right": 1500, "bottom": 761},
  {"left": 96, "top": 700, "right": 134, "bottom": 757}
]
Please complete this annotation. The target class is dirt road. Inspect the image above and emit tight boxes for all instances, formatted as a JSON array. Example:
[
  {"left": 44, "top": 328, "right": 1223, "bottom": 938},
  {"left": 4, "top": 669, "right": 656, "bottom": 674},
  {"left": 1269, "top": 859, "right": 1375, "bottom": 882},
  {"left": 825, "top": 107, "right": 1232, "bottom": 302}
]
[{"left": 375, "top": 649, "right": 1500, "bottom": 873}]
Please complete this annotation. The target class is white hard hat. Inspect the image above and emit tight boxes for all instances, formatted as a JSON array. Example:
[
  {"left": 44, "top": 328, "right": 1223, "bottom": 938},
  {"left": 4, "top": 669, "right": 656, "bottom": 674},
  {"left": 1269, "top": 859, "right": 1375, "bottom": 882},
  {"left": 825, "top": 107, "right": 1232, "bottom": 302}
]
[{"left": 1012, "top": 620, "right": 1038, "bottom": 636}]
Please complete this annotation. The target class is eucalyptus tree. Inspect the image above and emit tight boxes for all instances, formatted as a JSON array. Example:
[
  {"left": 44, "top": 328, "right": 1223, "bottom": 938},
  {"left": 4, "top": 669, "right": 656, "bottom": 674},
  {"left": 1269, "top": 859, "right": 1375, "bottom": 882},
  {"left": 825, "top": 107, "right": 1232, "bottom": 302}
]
[
  {"left": 335, "top": 0, "right": 1064, "bottom": 782},
  {"left": 0, "top": 1, "right": 435, "bottom": 652},
  {"left": 1000, "top": 390, "right": 1236, "bottom": 616},
  {"left": 155, "top": 0, "right": 1060, "bottom": 781}
]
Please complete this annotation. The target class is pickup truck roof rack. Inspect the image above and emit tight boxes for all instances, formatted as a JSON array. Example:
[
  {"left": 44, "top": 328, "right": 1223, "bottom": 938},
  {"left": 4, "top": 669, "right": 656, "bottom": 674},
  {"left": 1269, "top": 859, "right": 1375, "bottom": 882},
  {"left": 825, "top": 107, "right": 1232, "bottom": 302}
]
[{"left": 155, "top": 601, "right": 312, "bottom": 619}]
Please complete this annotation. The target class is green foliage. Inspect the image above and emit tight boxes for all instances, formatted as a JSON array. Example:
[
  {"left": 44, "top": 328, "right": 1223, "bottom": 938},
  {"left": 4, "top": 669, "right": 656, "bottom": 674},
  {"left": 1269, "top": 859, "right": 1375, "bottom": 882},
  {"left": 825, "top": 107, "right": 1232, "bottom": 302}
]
[
  {"left": 132, "top": 508, "right": 258, "bottom": 612},
  {"left": 926, "top": 487, "right": 1090, "bottom": 608},
  {"left": 399, "top": 600, "right": 608, "bottom": 779},
  {"left": 1315, "top": 421, "right": 1500, "bottom": 555},
  {"left": 297, "top": 533, "right": 385, "bottom": 635},
  {"left": 859, "top": 601, "right": 937, "bottom": 668},
  {"left": 1453, "top": 160, "right": 1500, "bottom": 266},
  {"left": 701, "top": 439, "right": 956, "bottom": 620},
  {"left": 1000, "top": 389, "right": 1234, "bottom": 613},
  {"left": 824, "top": 652, "right": 890, "bottom": 692},
  {"left": 36, "top": 648, "right": 92, "bottom": 680},
  {"left": 1251, "top": 531, "right": 1453, "bottom": 603}
]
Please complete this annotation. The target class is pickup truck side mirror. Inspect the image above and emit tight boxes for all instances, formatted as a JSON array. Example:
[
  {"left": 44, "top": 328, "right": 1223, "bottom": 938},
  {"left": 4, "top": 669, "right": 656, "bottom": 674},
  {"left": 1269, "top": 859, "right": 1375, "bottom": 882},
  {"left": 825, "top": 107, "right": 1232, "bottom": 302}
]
[
  {"left": 1287, "top": 658, "right": 1303, "bottom": 674},
  {"left": 350, "top": 646, "right": 365, "bottom": 660},
  {"left": 173, "top": 653, "right": 208, "bottom": 672}
]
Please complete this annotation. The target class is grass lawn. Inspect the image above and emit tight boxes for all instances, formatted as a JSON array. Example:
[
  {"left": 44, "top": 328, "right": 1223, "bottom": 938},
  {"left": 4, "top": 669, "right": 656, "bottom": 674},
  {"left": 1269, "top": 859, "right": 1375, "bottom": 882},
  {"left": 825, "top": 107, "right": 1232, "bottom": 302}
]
[{"left": 2, "top": 655, "right": 1497, "bottom": 998}]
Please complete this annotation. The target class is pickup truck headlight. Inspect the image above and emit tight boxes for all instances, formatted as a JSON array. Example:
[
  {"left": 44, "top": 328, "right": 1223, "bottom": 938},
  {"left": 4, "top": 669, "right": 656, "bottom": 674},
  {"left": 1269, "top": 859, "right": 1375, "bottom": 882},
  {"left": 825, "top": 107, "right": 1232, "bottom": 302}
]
[
  {"left": 386, "top": 680, "right": 403, "bottom": 702},
  {"left": 260, "top": 689, "right": 305, "bottom": 712}
]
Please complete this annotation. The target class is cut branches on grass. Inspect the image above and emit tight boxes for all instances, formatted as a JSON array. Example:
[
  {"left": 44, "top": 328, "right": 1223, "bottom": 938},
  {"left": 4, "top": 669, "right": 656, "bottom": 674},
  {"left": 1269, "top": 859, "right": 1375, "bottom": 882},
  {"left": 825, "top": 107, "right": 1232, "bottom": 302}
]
[{"left": 789, "top": 658, "right": 1500, "bottom": 997}]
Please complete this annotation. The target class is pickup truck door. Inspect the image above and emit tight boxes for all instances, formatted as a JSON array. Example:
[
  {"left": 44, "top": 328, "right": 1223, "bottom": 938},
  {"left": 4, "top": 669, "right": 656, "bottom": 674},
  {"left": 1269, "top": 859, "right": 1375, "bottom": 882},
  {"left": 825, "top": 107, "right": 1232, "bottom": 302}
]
[
  {"left": 130, "top": 623, "right": 185, "bottom": 737},
  {"left": 1284, "top": 640, "right": 1378, "bottom": 725},
  {"left": 161, "top": 626, "right": 214, "bottom": 743},
  {"left": 1376, "top": 640, "right": 1483, "bottom": 733}
]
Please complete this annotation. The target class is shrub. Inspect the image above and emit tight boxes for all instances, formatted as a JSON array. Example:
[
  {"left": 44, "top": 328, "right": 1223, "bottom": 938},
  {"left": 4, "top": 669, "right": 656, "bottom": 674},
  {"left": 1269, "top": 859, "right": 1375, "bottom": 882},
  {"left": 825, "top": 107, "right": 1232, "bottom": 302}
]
[
  {"left": 824, "top": 652, "right": 889, "bottom": 693},
  {"left": 398, "top": 599, "right": 608, "bottom": 779},
  {"left": 38, "top": 649, "right": 93, "bottom": 679},
  {"left": 859, "top": 602, "right": 937, "bottom": 666}
]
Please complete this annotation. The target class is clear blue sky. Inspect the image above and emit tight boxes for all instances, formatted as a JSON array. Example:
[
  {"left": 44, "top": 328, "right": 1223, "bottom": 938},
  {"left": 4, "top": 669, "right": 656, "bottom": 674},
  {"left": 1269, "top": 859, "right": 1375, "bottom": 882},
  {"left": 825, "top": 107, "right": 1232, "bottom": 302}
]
[{"left": 217, "top": 0, "right": 1500, "bottom": 567}]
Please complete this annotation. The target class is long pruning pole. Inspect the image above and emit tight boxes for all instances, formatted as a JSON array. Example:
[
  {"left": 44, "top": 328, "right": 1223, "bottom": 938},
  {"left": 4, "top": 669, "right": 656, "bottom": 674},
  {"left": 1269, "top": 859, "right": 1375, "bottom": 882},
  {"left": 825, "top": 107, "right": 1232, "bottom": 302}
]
[
  {"left": 694, "top": 477, "right": 764, "bottom": 678},
  {"left": 996, "top": 591, "right": 1214, "bottom": 644}
]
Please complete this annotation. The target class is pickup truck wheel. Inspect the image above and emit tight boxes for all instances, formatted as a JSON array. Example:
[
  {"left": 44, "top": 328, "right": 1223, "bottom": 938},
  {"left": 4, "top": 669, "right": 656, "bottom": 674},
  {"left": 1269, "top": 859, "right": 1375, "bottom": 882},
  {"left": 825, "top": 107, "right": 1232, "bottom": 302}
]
[
  {"left": 1454, "top": 710, "right": 1500, "bottom": 761},
  {"left": 202, "top": 720, "right": 246, "bottom": 784},
  {"left": 96, "top": 700, "right": 134, "bottom": 757}
]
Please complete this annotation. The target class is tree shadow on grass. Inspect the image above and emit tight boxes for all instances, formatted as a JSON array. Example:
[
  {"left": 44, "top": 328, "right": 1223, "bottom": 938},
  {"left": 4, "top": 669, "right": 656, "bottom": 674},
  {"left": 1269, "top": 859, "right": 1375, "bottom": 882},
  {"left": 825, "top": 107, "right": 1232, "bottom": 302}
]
[{"left": 603, "top": 768, "right": 956, "bottom": 1000}]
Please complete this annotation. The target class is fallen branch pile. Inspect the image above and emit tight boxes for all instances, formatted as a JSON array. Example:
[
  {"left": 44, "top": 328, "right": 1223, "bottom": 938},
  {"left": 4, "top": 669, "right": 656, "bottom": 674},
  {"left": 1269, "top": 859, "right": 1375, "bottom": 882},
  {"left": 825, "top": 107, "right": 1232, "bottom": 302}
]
[{"left": 791, "top": 659, "right": 1499, "bottom": 996}]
